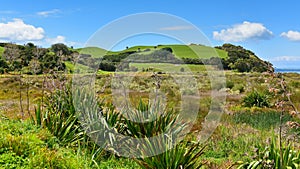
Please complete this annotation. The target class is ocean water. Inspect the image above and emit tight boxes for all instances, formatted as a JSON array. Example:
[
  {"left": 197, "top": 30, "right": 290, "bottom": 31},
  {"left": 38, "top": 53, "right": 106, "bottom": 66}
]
[{"left": 275, "top": 68, "right": 300, "bottom": 74}]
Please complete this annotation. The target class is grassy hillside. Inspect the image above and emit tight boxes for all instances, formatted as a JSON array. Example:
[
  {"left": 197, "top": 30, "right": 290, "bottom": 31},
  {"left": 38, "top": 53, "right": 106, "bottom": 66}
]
[
  {"left": 0, "top": 46, "right": 4, "bottom": 57},
  {"left": 76, "top": 47, "right": 107, "bottom": 58},
  {"left": 64, "top": 61, "right": 92, "bottom": 72},
  {"left": 109, "top": 44, "right": 228, "bottom": 59}
]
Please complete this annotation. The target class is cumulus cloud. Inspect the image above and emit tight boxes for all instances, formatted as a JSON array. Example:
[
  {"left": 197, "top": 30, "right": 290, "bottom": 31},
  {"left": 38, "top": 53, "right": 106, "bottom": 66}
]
[
  {"left": 213, "top": 21, "right": 273, "bottom": 42},
  {"left": 280, "top": 30, "right": 300, "bottom": 41},
  {"left": 0, "top": 18, "right": 45, "bottom": 41},
  {"left": 45, "top": 35, "right": 66, "bottom": 44},
  {"left": 272, "top": 56, "right": 300, "bottom": 62},
  {"left": 159, "top": 26, "right": 193, "bottom": 31},
  {"left": 37, "top": 9, "right": 60, "bottom": 17},
  {"left": 0, "top": 18, "right": 81, "bottom": 47},
  {"left": 35, "top": 36, "right": 80, "bottom": 47}
]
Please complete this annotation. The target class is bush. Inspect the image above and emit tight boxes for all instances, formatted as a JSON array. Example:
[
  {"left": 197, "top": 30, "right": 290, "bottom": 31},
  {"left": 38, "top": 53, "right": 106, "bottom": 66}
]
[
  {"left": 233, "top": 59, "right": 251, "bottom": 72},
  {"left": 290, "top": 81, "right": 300, "bottom": 88},
  {"left": 161, "top": 47, "right": 173, "bottom": 53},
  {"left": 99, "top": 61, "right": 116, "bottom": 71},
  {"left": 233, "top": 84, "right": 245, "bottom": 93},
  {"left": 226, "top": 80, "right": 234, "bottom": 89},
  {"left": 243, "top": 91, "right": 270, "bottom": 108}
]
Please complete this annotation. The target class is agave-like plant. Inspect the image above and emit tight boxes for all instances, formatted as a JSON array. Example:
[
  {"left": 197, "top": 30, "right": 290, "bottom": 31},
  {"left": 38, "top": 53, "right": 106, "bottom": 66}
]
[
  {"left": 237, "top": 137, "right": 300, "bottom": 169},
  {"left": 133, "top": 137, "right": 206, "bottom": 169},
  {"left": 41, "top": 86, "right": 85, "bottom": 146},
  {"left": 31, "top": 103, "right": 42, "bottom": 127},
  {"left": 122, "top": 100, "right": 182, "bottom": 138},
  {"left": 112, "top": 101, "right": 206, "bottom": 168}
]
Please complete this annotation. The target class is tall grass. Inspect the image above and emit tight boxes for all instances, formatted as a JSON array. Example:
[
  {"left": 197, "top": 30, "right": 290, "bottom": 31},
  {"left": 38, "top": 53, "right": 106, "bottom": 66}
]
[
  {"left": 233, "top": 111, "right": 292, "bottom": 130},
  {"left": 237, "top": 136, "right": 300, "bottom": 169}
]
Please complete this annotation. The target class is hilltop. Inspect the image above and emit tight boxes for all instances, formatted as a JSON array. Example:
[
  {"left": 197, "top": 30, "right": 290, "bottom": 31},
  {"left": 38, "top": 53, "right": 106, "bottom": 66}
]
[
  {"left": 84, "top": 44, "right": 270, "bottom": 72},
  {"left": 110, "top": 44, "right": 227, "bottom": 59}
]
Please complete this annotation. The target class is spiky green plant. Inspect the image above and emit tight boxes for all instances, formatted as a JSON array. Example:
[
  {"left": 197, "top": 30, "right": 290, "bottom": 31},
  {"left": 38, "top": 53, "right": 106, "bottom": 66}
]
[
  {"left": 42, "top": 85, "right": 85, "bottom": 146},
  {"left": 134, "top": 138, "right": 206, "bottom": 169},
  {"left": 122, "top": 100, "right": 183, "bottom": 138},
  {"left": 243, "top": 91, "right": 270, "bottom": 108},
  {"left": 115, "top": 101, "right": 206, "bottom": 168},
  {"left": 30, "top": 103, "right": 42, "bottom": 127}
]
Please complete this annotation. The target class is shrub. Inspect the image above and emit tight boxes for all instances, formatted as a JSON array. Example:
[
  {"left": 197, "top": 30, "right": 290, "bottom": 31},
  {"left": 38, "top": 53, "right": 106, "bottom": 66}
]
[
  {"left": 99, "top": 61, "right": 116, "bottom": 71},
  {"left": 180, "top": 67, "right": 185, "bottom": 72},
  {"left": 161, "top": 47, "right": 173, "bottom": 53},
  {"left": 226, "top": 80, "right": 234, "bottom": 89},
  {"left": 0, "top": 68, "right": 4, "bottom": 74},
  {"left": 243, "top": 91, "right": 270, "bottom": 108},
  {"left": 233, "top": 59, "right": 251, "bottom": 72},
  {"left": 234, "top": 84, "right": 245, "bottom": 93},
  {"left": 290, "top": 81, "right": 300, "bottom": 88}
]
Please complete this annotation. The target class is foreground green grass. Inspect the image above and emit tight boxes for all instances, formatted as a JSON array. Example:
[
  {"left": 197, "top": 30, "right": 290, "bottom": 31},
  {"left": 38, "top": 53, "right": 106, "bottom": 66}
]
[{"left": 0, "top": 117, "right": 139, "bottom": 169}]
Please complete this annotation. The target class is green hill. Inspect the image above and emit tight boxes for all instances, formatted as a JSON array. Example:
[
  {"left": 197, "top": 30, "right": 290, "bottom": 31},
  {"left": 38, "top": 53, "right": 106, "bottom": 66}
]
[
  {"left": 0, "top": 46, "right": 4, "bottom": 57},
  {"left": 76, "top": 47, "right": 107, "bottom": 58},
  {"left": 0, "top": 43, "right": 228, "bottom": 60},
  {"left": 109, "top": 44, "right": 227, "bottom": 59},
  {"left": 0, "top": 42, "right": 269, "bottom": 73},
  {"left": 169, "top": 44, "right": 227, "bottom": 59}
]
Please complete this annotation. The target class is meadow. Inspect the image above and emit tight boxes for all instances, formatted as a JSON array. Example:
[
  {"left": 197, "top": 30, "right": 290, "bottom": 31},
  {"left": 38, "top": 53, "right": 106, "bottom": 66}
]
[
  {"left": 0, "top": 68, "right": 299, "bottom": 168},
  {"left": 0, "top": 42, "right": 299, "bottom": 168}
]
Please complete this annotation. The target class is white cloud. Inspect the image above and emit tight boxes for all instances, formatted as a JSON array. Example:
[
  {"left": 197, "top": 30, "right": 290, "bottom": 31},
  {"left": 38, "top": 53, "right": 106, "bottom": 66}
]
[
  {"left": 213, "top": 21, "right": 273, "bottom": 42},
  {"left": 0, "top": 18, "right": 45, "bottom": 41},
  {"left": 0, "top": 18, "right": 81, "bottom": 47},
  {"left": 272, "top": 56, "right": 300, "bottom": 62},
  {"left": 45, "top": 35, "right": 66, "bottom": 44},
  {"left": 280, "top": 30, "right": 300, "bottom": 41},
  {"left": 37, "top": 9, "right": 60, "bottom": 17},
  {"left": 33, "top": 36, "right": 81, "bottom": 48},
  {"left": 159, "top": 26, "right": 193, "bottom": 31}
]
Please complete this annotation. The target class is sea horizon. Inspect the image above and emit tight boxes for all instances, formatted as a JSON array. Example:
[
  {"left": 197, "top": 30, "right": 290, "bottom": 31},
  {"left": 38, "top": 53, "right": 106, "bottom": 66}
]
[{"left": 275, "top": 68, "right": 300, "bottom": 74}]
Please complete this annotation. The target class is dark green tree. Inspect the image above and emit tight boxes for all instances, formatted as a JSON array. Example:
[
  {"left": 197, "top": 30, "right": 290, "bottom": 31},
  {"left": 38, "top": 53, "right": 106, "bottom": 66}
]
[{"left": 51, "top": 43, "right": 71, "bottom": 57}]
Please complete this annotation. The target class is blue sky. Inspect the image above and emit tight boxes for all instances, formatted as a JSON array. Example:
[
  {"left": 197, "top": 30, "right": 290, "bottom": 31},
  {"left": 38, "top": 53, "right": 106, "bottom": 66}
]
[{"left": 0, "top": 0, "right": 300, "bottom": 68}]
